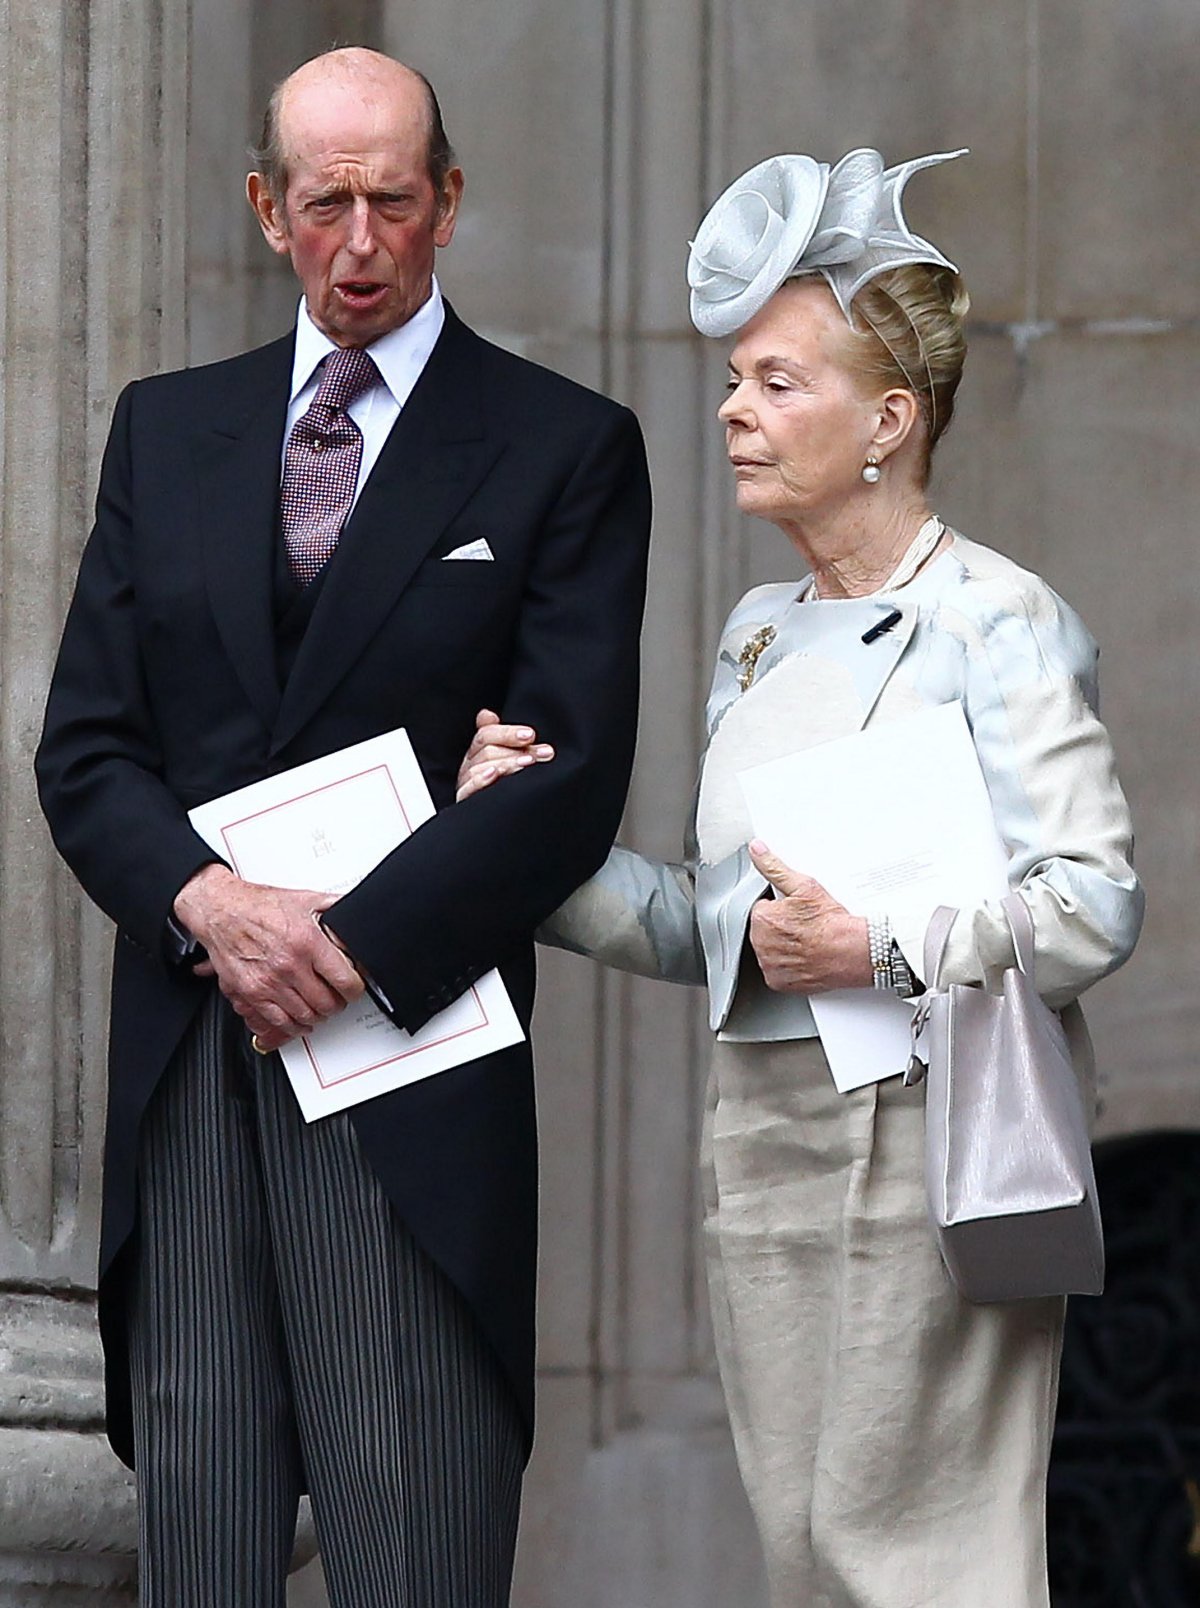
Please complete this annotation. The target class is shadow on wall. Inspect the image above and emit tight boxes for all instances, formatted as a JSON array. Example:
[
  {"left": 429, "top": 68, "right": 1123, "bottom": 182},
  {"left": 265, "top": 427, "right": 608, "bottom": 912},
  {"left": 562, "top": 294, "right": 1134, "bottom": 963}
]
[{"left": 1048, "top": 1133, "right": 1200, "bottom": 1605}]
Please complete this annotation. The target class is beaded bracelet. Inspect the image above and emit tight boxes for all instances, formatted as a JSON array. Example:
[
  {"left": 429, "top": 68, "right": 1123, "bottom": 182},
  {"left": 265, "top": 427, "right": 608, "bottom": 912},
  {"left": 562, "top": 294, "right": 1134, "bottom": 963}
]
[
  {"left": 867, "top": 914, "right": 894, "bottom": 991},
  {"left": 867, "top": 914, "right": 919, "bottom": 997}
]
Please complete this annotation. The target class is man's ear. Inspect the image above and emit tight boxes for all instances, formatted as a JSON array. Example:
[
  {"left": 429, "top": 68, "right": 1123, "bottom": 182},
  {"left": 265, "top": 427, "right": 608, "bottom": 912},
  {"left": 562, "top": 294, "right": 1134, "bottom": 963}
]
[
  {"left": 247, "top": 172, "right": 291, "bottom": 257},
  {"left": 433, "top": 167, "right": 465, "bottom": 249}
]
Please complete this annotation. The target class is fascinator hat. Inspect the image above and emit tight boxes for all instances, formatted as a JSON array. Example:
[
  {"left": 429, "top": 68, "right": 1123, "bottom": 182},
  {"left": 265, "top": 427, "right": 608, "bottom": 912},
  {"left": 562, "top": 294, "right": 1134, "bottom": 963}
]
[{"left": 687, "top": 147, "right": 967, "bottom": 338}]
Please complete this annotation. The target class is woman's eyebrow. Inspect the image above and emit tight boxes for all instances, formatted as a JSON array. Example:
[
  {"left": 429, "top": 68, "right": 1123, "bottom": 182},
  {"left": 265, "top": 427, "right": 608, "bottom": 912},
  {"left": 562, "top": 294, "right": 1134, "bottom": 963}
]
[
  {"left": 728, "top": 355, "right": 811, "bottom": 379},
  {"left": 755, "top": 354, "right": 809, "bottom": 375}
]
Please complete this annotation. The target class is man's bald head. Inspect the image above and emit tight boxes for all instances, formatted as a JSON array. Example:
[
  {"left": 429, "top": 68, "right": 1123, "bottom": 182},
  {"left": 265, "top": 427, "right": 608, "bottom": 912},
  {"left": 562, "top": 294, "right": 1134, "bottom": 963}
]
[
  {"left": 252, "top": 48, "right": 455, "bottom": 205},
  {"left": 245, "top": 45, "right": 463, "bottom": 345}
]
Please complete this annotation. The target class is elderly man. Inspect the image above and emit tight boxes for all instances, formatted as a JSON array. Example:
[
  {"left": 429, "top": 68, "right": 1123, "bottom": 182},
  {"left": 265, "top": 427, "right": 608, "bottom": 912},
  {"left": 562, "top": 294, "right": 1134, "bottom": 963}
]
[{"left": 36, "top": 47, "right": 650, "bottom": 1608}]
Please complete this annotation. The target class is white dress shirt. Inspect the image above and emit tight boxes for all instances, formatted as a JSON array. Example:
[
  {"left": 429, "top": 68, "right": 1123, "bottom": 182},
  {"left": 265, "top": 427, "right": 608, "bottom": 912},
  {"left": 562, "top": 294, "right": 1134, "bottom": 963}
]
[{"left": 282, "top": 278, "right": 446, "bottom": 506}]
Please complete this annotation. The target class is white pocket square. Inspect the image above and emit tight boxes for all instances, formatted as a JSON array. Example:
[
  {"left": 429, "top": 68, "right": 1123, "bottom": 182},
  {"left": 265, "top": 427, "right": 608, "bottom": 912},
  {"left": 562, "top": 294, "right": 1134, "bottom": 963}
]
[{"left": 442, "top": 538, "right": 495, "bottom": 562}]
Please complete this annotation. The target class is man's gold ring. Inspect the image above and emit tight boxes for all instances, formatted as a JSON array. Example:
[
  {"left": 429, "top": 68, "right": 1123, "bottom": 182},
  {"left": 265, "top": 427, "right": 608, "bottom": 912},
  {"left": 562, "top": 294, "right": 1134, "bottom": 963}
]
[{"left": 250, "top": 1033, "right": 270, "bottom": 1056}]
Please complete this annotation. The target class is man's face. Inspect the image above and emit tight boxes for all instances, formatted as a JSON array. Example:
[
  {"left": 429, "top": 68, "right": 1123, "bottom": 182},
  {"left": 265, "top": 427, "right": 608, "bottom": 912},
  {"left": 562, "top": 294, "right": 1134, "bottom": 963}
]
[{"left": 249, "top": 69, "right": 462, "bottom": 348}]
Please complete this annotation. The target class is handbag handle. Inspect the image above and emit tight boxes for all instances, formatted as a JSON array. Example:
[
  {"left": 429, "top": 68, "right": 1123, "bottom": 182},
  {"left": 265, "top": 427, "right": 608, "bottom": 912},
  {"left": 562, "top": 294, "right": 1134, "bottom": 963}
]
[
  {"left": 921, "top": 892, "right": 1037, "bottom": 994},
  {"left": 922, "top": 905, "right": 957, "bottom": 991},
  {"left": 1000, "top": 892, "right": 1036, "bottom": 980}
]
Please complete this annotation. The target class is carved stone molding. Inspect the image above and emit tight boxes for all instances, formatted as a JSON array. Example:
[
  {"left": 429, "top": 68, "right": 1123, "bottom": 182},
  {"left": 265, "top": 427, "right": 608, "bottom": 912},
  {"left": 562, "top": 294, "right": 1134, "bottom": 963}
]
[
  {"left": 0, "top": 1294, "right": 136, "bottom": 1597},
  {"left": 0, "top": 0, "right": 188, "bottom": 1598}
]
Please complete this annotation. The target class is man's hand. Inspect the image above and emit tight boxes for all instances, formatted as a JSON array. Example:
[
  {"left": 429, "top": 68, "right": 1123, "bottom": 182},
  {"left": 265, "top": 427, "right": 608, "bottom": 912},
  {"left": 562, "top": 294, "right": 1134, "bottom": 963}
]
[
  {"left": 747, "top": 842, "right": 873, "bottom": 994},
  {"left": 455, "top": 708, "right": 554, "bottom": 802},
  {"left": 173, "top": 864, "right": 365, "bottom": 1051}
]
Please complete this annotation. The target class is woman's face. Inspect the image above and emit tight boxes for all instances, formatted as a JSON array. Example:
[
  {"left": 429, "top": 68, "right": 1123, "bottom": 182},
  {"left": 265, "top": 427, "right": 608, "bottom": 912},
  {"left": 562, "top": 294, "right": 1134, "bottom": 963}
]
[{"left": 718, "top": 278, "right": 882, "bottom": 527}]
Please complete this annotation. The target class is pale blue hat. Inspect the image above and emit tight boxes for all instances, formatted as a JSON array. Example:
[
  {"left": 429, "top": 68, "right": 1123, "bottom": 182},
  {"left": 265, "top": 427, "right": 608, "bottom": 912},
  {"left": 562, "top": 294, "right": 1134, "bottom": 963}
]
[{"left": 687, "top": 146, "right": 967, "bottom": 337}]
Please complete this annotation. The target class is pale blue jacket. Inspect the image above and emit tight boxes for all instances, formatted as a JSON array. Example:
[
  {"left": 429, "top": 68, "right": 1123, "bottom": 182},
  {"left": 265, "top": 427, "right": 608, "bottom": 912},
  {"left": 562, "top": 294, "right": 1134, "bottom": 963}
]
[{"left": 541, "top": 535, "right": 1143, "bottom": 1044}]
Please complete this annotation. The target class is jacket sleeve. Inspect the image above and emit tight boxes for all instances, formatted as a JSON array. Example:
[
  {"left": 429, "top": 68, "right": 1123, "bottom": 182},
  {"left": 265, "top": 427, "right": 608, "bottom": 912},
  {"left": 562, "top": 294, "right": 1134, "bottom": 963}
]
[
  {"left": 895, "top": 578, "right": 1144, "bottom": 1008},
  {"left": 325, "top": 404, "right": 654, "bottom": 1031},
  {"left": 537, "top": 843, "right": 705, "bottom": 986},
  {"left": 35, "top": 384, "right": 221, "bottom": 959}
]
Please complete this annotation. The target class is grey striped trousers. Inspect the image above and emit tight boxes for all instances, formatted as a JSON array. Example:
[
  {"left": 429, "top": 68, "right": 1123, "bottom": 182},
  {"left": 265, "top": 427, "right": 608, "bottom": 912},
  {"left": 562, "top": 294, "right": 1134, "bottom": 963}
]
[{"left": 128, "top": 989, "right": 524, "bottom": 1608}]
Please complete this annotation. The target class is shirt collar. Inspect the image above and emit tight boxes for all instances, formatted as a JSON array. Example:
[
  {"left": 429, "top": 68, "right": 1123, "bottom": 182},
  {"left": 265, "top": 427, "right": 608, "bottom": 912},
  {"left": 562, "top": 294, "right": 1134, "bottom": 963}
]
[{"left": 289, "top": 276, "right": 446, "bottom": 406}]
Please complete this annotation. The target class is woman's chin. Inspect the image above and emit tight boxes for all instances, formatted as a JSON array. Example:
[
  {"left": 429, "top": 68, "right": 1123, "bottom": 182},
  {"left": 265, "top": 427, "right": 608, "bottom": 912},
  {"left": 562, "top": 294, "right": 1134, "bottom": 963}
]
[{"left": 733, "top": 484, "right": 789, "bottom": 525}]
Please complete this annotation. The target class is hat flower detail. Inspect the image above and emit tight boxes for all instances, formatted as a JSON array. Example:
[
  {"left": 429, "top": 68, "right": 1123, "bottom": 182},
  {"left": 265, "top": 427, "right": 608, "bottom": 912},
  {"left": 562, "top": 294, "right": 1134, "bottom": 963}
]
[
  {"left": 688, "top": 146, "right": 967, "bottom": 338},
  {"left": 687, "top": 155, "right": 829, "bottom": 334}
]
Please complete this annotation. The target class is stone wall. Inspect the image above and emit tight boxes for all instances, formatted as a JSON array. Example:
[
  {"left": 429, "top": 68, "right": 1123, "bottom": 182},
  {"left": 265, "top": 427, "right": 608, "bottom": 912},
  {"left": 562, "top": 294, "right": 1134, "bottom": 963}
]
[{"left": 0, "top": 0, "right": 1191, "bottom": 1603}]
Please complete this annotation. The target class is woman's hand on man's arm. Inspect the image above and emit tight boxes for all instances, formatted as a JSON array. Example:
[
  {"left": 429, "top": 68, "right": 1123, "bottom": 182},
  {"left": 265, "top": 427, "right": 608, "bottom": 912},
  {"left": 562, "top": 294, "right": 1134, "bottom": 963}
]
[{"left": 455, "top": 708, "right": 556, "bottom": 802}]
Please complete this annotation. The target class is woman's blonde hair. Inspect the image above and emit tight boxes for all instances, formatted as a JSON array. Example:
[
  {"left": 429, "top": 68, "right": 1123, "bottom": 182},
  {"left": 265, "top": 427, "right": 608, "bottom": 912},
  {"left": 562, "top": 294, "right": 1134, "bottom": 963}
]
[{"left": 838, "top": 264, "right": 969, "bottom": 483}]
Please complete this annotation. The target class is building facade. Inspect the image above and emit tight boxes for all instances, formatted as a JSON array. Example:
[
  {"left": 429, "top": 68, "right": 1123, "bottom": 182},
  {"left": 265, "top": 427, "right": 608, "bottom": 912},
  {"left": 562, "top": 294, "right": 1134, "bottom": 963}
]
[{"left": 1, "top": 1, "right": 1196, "bottom": 1601}]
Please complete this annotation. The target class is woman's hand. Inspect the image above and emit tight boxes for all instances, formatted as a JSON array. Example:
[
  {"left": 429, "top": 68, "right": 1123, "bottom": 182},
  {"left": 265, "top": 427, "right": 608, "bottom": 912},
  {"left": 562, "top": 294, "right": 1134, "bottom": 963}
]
[
  {"left": 747, "top": 842, "right": 873, "bottom": 993},
  {"left": 456, "top": 707, "right": 555, "bottom": 802}
]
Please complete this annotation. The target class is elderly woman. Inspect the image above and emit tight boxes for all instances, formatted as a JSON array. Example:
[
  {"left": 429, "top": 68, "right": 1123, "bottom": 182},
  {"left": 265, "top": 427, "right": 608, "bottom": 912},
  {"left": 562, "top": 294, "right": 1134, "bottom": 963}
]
[{"left": 460, "top": 149, "right": 1142, "bottom": 1606}]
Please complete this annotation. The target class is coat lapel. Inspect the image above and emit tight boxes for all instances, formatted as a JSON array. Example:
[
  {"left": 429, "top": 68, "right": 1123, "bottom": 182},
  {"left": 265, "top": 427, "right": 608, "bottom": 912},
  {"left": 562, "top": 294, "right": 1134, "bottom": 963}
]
[
  {"left": 269, "top": 309, "right": 503, "bottom": 756},
  {"left": 768, "top": 594, "right": 920, "bottom": 732},
  {"left": 194, "top": 337, "right": 293, "bottom": 730},
  {"left": 850, "top": 599, "right": 920, "bottom": 728}
]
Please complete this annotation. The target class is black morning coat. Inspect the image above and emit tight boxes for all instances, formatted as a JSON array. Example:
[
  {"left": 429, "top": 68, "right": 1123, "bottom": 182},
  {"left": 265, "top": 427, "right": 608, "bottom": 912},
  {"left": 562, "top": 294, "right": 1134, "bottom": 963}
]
[{"left": 35, "top": 305, "right": 652, "bottom": 1468}]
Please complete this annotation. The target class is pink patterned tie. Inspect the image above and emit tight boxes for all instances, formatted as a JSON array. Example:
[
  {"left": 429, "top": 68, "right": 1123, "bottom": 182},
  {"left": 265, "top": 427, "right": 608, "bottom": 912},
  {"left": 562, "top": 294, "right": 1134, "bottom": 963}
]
[{"left": 280, "top": 347, "right": 381, "bottom": 584}]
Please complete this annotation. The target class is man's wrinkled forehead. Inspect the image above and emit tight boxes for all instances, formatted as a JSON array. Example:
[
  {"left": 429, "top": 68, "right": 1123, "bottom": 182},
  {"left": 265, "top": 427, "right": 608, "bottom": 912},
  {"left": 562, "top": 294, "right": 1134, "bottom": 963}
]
[{"left": 276, "top": 60, "right": 432, "bottom": 179}]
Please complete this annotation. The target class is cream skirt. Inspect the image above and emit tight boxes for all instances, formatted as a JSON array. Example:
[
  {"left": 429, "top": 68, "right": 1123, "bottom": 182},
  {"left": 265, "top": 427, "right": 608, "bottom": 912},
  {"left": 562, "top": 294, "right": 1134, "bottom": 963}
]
[{"left": 701, "top": 1036, "right": 1064, "bottom": 1608}]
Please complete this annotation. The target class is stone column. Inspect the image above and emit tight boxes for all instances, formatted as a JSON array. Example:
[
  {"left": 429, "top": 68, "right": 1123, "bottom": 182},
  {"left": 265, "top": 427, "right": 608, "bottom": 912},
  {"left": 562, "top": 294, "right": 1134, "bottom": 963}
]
[{"left": 0, "top": 0, "right": 188, "bottom": 1596}]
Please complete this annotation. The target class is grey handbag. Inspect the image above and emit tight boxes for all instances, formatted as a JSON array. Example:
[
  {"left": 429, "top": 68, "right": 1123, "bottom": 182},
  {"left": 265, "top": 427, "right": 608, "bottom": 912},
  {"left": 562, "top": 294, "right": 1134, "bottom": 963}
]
[{"left": 906, "top": 893, "right": 1104, "bottom": 1303}]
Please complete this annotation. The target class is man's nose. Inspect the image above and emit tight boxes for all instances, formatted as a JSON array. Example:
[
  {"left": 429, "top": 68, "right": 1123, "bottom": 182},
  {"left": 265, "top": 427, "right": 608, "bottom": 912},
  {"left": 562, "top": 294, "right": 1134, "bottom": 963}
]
[{"left": 345, "top": 198, "right": 377, "bottom": 257}]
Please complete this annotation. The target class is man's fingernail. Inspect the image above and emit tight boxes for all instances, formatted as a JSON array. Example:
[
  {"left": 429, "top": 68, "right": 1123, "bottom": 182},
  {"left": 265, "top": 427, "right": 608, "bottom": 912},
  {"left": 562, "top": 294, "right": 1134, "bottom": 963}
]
[
  {"left": 516, "top": 727, "right": 534, "bottom": 740},
  {"left": 749, "top": 839, "right": 767, "bottom": 855},
  {"left": 534, "top": 746, "right": 554, "bottom": 759}
]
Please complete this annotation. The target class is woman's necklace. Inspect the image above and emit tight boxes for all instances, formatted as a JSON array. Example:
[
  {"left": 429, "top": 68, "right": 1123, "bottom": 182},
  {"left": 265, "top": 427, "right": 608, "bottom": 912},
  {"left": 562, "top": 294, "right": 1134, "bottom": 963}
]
[
  {"left": 803, "top": 514, "right": 945, "bottom": 601},
  {"left": 739, "top": 516, "right": 947, "bottom": 693}
]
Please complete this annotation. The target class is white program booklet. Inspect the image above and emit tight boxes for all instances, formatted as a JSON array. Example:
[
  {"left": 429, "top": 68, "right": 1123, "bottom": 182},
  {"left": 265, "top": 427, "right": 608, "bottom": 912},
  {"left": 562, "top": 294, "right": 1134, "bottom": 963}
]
[
  {"left": 188, "top": 728, "right": 525, "bottom": 1121},
  {"left": 738, "top": 702, "right": 1009, "bottom": 1092}
]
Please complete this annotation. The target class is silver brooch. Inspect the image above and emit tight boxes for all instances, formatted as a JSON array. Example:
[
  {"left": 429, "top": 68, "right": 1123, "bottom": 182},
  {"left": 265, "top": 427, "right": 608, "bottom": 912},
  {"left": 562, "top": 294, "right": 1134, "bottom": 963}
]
[{"left": 736, "top": 625, "right": 776, "bottom": 692}]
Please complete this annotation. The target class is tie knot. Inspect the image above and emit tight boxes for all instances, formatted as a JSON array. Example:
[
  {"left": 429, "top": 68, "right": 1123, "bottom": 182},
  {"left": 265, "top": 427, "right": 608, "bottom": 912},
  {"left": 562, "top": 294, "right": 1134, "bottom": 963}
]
[{"left": 314, "top": 346, "right": 380, "bottom": 414}]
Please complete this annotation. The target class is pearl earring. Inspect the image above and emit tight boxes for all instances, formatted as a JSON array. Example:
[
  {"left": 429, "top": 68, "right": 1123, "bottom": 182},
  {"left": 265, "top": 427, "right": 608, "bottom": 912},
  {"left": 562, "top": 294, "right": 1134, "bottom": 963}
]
[{"left": 862, "top": 455, "right": 881, "bottom": 484}]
